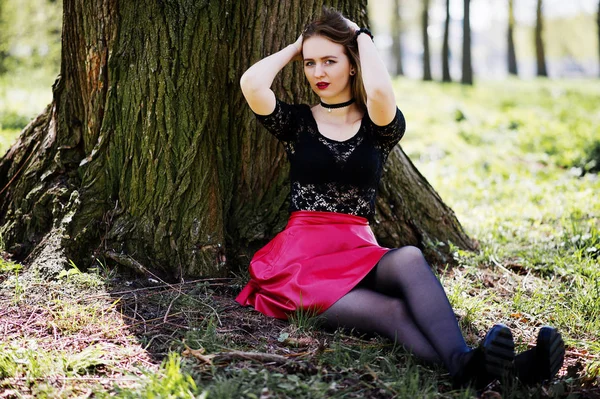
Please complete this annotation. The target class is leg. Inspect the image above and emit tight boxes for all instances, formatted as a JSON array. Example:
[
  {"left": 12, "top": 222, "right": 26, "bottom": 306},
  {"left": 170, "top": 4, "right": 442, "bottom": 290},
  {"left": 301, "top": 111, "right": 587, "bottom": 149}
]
[
  {"left": 321, "top": 287, "right": 442, "bottom": 364},
  {"left": 370, "top": 246, "right": 470, "bottom": 375},
  {"left": 371, "top": 246, "right": 514, "bottom": 386}
]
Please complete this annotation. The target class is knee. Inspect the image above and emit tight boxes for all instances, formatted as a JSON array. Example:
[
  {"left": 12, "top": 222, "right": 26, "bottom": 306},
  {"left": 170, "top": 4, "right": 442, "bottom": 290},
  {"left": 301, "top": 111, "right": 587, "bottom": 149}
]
[
  {"left": 399, "top": 246, "right": 425, "bottom": 262},
  {"left": 388, "top": 245, "right": 428, "bottom": 268}
]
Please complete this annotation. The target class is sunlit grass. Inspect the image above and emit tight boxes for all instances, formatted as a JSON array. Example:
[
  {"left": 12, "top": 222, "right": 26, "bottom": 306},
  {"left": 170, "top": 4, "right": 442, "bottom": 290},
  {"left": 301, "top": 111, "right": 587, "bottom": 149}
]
[
  {"left": 397, "top": 77, "right": 600, "bottom": 358},
  {"left": 0, "top": 69, "right": 56, "bottom": 155}
]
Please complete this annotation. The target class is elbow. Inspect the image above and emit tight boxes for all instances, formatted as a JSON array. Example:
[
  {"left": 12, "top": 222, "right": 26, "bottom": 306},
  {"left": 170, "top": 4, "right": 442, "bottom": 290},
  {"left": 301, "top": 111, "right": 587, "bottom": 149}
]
[
  {"left": 240, "top": 71, "right": 261, "bottom": 97},
  {"left": 240, "top": 71, "right": 252, "bottom": 91}
]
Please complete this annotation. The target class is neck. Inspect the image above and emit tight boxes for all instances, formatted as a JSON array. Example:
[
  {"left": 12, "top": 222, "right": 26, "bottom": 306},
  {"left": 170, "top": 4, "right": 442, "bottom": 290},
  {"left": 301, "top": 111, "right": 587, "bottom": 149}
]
[{"left": 320, "top": 98, "right": 356, "bottom": 113}]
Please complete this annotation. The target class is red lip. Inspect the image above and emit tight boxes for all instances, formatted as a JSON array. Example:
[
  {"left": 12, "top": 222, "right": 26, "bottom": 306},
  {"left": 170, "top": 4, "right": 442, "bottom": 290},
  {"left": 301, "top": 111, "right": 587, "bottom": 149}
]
[{"left": 316, "top": 82, "right": 330, "bottom": 89}]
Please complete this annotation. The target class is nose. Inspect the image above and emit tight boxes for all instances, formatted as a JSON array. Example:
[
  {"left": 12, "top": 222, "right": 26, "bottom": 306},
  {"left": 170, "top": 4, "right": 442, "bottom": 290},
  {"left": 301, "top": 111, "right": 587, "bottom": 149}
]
[{"left": 314, "top": 63, "right": 325, "bottom": 78}]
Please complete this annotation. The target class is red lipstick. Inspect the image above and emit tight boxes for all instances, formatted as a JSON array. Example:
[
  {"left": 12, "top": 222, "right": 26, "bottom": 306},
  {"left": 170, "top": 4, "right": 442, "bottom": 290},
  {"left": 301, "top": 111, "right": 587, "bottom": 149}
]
[{"left": 316, "top": 82, "right": 330, "bottom": 90}]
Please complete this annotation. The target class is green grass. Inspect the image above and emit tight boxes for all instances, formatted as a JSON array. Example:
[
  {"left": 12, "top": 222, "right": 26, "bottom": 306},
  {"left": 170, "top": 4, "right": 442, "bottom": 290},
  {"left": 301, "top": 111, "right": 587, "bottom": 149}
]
[
  {"left": 1, "top": 77, "right": 600, "bottom": 397},
  {"left": 0, "top": 69, "right": 56, "bottom": 156}
]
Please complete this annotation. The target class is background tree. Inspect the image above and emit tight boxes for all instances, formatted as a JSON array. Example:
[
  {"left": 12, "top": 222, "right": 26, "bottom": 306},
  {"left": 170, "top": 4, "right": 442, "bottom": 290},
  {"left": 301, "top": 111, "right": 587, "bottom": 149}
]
[
  {"left": 0, "top": 0, "right": 476, "bottom": 279},
  {"left": 422, "top": 0, "right": 432, "bottom": 81},
  {"left": 535, "top": 0, "right": 548, "bottom": 76},
  {"left": 507, "top": 0, "right": 518, "bottom": 76},
  {"left": 391, "top": 0, "right": 404, "bottom": 76},
  {"left": 442, "top": 0, "right": 452, "bottom": 82},
  {"left": 462, "top": 0, "right": 473, "bottom": 84},
  {"left": 0, "top": 0, "right": 8, "bottom": 75},
  {"left": 597, "top": 0, "right": 600, "bottom": 77}
]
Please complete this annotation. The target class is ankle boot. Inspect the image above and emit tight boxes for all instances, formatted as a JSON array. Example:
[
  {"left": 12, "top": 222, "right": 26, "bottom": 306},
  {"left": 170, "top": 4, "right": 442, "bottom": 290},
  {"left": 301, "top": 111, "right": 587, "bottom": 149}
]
[
  {"left": 453, "top": 324, "right": 515, "bottom": 389},
  {"left": 514, "top": 326, "right": 565, "bottom": 385}
]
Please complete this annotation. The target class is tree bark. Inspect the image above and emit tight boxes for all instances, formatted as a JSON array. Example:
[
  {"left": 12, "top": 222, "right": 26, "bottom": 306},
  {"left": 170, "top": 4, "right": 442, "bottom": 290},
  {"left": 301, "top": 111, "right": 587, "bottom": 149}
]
[
  {"left": 391, "top": 0, "right": 404, "bottom": 76},
  {"left": 461, "top": 0, "right": 473, "bottom": 85},
  {"left": 0, "top": 0, "right": 476, "bottom": 279},
  {"left": 422, "top": 0, "right": 432, "bottom": 81},
  {"left": 442, "top": 0, "right": 452, "bottom": 82},
  {"left": 508, "top": 0, "right": 518, "bottom": 76},
  {"left": 535, "top": 0, "right": 548, "bottom": 77}
]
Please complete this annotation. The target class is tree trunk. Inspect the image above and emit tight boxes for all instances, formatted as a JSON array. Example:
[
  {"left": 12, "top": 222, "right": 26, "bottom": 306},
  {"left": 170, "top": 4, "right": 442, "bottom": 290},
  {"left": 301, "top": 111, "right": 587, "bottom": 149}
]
[
  {"left": 597, "top": 0, "right": 600, "bottom": 77},
  {"left": 422, "top": 0, "right": 432, "bottom": 81},
  {"left": 0, "top": 0, "right": 7, "bottom": 75},
  {"left": 461, "top": 0, "right": 473, "bottom": 85},
  {"left": 0, "top": 0, "right": 476, "bottom": 279},
  {"left": 535, "top": 0, "right": 548, "bottom": 77},
  {"left": 442, "top": 0, "right": 452, "bottom": 82},
  {"left": 508, "top": 0, "right": 518, "bottom": 76},
  {"left": 391, "top": 0, "right": 404, "bottom": 76}
]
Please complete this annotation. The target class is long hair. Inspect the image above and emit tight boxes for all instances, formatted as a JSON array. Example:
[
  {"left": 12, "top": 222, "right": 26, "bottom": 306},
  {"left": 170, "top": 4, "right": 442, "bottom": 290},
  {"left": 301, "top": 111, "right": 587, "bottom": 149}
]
[{"left": 302, "top": 7, "right": 367, "bottom": 111}]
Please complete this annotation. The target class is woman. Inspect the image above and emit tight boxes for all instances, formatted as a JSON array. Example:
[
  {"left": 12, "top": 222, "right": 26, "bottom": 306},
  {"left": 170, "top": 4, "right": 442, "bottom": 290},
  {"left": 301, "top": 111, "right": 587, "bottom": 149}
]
[{"left": 236, "top": 7, "right": 564, "bottom": 389}]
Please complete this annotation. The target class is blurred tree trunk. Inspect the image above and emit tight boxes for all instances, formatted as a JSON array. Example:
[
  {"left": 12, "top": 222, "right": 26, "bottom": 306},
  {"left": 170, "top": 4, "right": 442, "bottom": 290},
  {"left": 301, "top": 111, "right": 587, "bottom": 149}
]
[
  {"left": 391, "top": 0, "right": 404, "bottom": 76},
  {"left": 535, "top": 0, "right": 548, "bottom": 76},
  {"left": 508, "top": 0, "right": 518, "bottom": 76},
  {"left": 0, "top": 0, "right": 476, "bottom": 279},
  {"left": 422, "top": 0, "right": 432, "bottom": 81},
  {"left": 442, "top": 0, "right": 452, "bottom": 82},
  {"left": 462, "top": 0, "right": 473, "bottom": 84},
  {"left": 0, "top": 0, "right": 7, "bottom": 75}
]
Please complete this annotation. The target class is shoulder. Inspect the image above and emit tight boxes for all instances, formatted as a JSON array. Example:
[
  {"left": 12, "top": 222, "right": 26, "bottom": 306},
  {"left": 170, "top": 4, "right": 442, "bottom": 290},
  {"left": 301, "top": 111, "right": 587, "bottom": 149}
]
[
  {"left": 363, "top": 107, "right": 405, "bottom": 130},
  {"left": 252, "top": 99, "right": 312, "bottom": 142},
  {"left": 362, "top": 107, "right": 406, "bottom": 143},
  {"left": 254, "top": 99, "right": 310, "bottom": 118}
]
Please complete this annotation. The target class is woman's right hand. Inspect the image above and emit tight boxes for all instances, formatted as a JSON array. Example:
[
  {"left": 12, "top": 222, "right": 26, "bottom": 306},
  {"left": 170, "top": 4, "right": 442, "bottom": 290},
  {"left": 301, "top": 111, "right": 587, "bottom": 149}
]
[{"left": 292, "top": 34, "right": 303, "bottom": 61}]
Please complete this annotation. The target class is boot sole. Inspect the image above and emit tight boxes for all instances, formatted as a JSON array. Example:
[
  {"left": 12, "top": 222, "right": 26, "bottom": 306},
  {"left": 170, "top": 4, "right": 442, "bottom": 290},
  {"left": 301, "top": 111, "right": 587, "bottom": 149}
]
[
  {"left": 537, "top": 326, "right": 565, "bottom": 381},
  {"left": 483, "top": 324, "right": 515, "bottom": 379}
]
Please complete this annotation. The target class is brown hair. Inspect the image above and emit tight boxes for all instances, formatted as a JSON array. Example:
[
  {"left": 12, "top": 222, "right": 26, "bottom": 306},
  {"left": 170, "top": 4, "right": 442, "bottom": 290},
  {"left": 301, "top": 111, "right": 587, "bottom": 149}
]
[{"left": 302, "top": 7, "right": 367, "bottom": 111}]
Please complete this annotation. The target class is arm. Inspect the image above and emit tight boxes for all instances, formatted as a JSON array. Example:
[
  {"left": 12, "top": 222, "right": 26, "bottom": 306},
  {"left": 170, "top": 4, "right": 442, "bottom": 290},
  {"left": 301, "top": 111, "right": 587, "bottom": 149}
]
[
  {"left": 346, "top": 20, "right": 397, "bottom": 126},
  {"left": 240, "top": 36, "right": 303, "bottom": 116}
]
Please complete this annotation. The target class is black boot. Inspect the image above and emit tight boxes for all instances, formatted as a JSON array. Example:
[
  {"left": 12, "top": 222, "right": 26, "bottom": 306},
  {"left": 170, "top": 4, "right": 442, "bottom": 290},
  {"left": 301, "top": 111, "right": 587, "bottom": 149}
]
[
  {"left": 514, "top": 326, "right": 565, "bottom": 385},
  {"left": 453, "top": 324, "right": 515, "bottom": 389}
]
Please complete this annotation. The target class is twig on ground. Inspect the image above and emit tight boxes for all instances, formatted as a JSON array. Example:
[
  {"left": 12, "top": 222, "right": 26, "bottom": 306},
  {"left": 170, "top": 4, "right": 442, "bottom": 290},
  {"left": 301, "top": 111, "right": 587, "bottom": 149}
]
[
  {"left": 104, "top": 251, "right": 158, "bottom": 281},
  {"left": 163, "top": 293, "right": 181, "bottom": 323},
  {"left": 183, "top": 345, "right": 292, "bottom": 366}
]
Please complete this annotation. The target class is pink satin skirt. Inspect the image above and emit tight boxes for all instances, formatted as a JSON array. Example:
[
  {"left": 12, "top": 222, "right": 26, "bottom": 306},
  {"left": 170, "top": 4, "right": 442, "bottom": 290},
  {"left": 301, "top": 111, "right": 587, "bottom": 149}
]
[{"left": 235, "top": 210, "right": 390, "bottom": 319}]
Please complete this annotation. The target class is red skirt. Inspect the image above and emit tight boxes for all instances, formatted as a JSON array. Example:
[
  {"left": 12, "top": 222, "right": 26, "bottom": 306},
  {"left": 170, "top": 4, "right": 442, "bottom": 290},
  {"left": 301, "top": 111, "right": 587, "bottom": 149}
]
[{"left": 235, "top": 210, "right": 390, "bottom": 319}]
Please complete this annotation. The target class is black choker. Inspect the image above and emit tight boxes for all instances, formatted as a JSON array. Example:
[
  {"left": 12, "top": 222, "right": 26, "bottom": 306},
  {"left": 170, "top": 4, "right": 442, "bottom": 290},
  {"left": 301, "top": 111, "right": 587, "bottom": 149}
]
[{"left": 320, "top": 98, "right": 356, "bottom": 113}]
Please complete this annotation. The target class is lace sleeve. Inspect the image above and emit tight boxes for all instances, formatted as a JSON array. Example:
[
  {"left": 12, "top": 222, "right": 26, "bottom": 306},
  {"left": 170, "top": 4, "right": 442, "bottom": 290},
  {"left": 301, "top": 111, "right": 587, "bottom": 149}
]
[
  {"left": 253, "top": 99, "right": 299, "bottom": 143},
  {"left": 367, "top": 107, "right": 406, "bottom": 156}
]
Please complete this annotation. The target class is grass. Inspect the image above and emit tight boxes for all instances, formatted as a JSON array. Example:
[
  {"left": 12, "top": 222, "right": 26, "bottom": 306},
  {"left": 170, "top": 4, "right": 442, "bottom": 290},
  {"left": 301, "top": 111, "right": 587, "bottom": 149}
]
[
  {"left": 0, "top": 69, "right": 56, "bottom": 155},
  {"left": 1, "top": 77, "right": 600, "bottom": 398}
]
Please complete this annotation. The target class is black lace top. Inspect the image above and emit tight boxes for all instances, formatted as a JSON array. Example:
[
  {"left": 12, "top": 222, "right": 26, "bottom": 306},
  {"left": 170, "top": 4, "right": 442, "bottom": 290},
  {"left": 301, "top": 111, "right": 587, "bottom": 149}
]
[{"left": 255, "top": 99, "right": 406, "bottom": 218}]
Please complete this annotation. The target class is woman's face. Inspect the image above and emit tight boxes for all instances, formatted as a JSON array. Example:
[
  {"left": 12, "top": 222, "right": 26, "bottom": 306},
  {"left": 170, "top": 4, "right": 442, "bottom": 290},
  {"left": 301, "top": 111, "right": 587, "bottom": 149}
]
[{"left": 302, "top": 35, "right": 353, "bottom": 103}]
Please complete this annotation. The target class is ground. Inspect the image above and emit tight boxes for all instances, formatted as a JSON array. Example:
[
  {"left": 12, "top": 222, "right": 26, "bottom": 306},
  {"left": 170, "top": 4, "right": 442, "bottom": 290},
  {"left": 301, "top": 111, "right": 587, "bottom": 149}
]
[{"left": 0, "top": 258, "right": 598, "bottom": 398}]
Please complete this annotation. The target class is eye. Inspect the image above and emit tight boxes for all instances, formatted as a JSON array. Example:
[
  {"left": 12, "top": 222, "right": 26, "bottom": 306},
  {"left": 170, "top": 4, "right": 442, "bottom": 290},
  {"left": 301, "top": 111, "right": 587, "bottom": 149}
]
[
  {"left": 325, "top": 60, "right": 336, "bottom": 65},
  {"left": 304, "top": 61, "right": 315, "bottom": 67}
]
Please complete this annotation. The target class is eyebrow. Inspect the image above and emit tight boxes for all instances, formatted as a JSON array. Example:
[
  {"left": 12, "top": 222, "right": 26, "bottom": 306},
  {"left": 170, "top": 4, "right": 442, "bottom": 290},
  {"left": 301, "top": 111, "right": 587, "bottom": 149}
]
[{"left": 303, "top": 55, "right": 339, "bottom": 61}]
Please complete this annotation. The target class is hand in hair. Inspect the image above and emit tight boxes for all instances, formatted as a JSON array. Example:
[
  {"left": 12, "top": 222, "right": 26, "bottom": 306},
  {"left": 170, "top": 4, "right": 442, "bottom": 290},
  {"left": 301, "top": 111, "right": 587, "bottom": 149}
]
[
  {"left": 292, "top": 34, "right": 304, "bottom": 62},
  {"left": 342, "top": 16, "right": 359, "bottom": 32}
]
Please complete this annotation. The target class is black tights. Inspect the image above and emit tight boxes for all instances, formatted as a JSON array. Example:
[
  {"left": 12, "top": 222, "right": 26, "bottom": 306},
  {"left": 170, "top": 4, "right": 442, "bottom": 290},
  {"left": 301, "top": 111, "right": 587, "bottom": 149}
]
[{"left": 321, "top": 246, "right": 471, "bottom": 376}]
